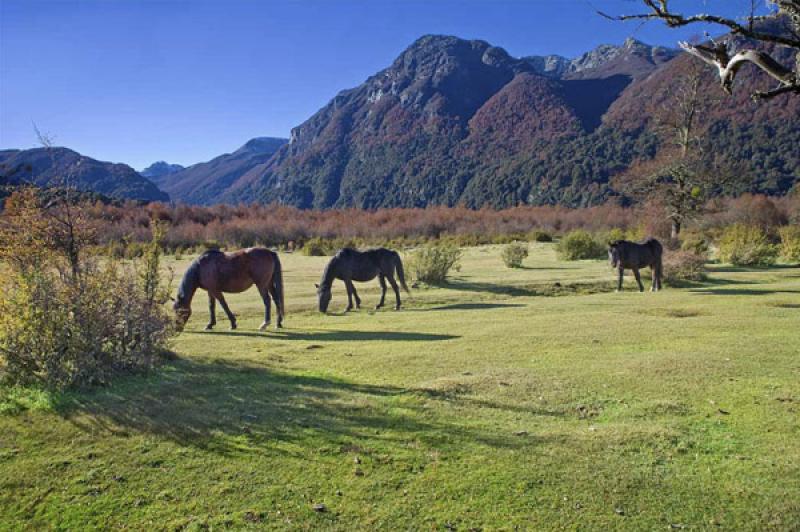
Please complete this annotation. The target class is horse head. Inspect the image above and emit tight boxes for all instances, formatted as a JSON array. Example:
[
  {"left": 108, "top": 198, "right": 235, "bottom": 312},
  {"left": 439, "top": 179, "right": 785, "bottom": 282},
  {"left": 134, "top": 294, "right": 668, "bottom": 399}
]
[
  {"left": 315, "top": 283, "right": 332, "bottom": 313},
  {"left": 608, "top": 240, "right": 623, "bottom": 268},
  {"left": 172, "top": 296, "right": 192, "bottom": 330}
]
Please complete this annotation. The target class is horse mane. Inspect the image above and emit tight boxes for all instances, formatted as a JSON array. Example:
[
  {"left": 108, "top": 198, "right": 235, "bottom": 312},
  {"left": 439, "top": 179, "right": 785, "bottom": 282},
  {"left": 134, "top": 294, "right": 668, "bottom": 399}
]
[
  {"left": 319, "top": 255, "right": 339, "bottom": 289},
  {"left": 177, "top": 259, "right": 201, "bottom": 303}
]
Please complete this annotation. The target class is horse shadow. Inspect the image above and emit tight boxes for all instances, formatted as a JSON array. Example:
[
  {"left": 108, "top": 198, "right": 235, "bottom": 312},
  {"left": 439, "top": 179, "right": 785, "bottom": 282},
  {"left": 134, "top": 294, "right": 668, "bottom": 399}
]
[
  {"left": 191, "top": 329, "right": 459, "bottom": 342},
  {"left": 57, "top": 357, "right": 542, "bottom": 455},
  {"left": 409, "top": 303, "right": 526, "bottom": 312},
  {"left": 690, "top": 287, "right": 800, "bottom": 296}
]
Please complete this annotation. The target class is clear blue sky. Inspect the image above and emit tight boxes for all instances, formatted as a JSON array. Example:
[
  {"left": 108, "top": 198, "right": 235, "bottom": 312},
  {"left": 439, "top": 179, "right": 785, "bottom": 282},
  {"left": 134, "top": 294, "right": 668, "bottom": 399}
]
[{"left": 0, "top": 1, "right": 769, "bottom": 170}]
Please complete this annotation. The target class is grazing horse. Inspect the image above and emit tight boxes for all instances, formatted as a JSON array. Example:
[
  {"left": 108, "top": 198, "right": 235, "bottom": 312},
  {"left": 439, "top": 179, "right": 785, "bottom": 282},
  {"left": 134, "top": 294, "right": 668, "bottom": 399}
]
[
  {"left": 173, "top": 248, "right": 284, "bottom": 331},
  {"left": 608, "top": 238, "right": 663, "bottom": 292},
  {"left": 316, "top": 248, "right": 409, "bottom": 313}
]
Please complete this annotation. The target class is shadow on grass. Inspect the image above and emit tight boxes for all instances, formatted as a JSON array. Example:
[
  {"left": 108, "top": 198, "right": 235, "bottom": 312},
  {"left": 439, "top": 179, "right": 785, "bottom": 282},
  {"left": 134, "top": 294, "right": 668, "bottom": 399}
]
[
  {"left": 708, "top": 264, "right": 799, "bottom": 273},
  {"left": 410, "top": 303, "right": 526, "bottom": 312},
  {"left": 689, "top": 287, "right": 800, "bottom": 296},
  {"left": 439, "top": 279, "right": 616, "bottom": 298},
  {"left": 58, "top": 358, "right": 538, "bottom": 455},
  {"left": 192, "top": 329, "right": 459, "bottom": 342}
]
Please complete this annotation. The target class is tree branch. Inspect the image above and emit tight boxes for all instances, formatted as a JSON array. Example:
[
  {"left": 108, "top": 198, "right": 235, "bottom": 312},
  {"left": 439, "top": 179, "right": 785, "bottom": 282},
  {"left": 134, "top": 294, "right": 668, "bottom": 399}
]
[{"left": 600, "top": 1, "right": 800, "bottom": 100}]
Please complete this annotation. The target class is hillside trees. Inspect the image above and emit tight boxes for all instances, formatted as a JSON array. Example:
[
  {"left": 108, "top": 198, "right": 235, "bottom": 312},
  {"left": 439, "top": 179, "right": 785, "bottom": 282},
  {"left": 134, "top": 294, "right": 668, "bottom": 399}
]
[{"left": 613, "top": 66, "right": 742, "bottom": 239}]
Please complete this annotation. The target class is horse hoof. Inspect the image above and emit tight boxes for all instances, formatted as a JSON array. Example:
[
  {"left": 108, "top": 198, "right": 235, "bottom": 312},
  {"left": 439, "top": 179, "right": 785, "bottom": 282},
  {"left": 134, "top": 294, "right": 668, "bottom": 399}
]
[
  {"left": 394, "top": 306, "right": 401, "bottom": 311},
  {"left": 259, "top": 322, "right": 269, "bottom": 331},
  {"left": 277, "top": 322, "right": 283, "bottom": 329},
  {"left": 230, "top": 324, "right": 237, "bottom": 330},
  {"left": 204, "top": 325, "right": 214, "bottom": 331}
]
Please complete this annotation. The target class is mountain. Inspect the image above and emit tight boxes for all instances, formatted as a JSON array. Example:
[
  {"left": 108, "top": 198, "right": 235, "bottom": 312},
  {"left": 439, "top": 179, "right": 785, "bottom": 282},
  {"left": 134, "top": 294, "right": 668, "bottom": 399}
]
[
  {"left": 221, "top": 35, "right": 637, "bottom": 208},
  {"left": 158, "top": 137, "right": 287, "bottom": 205},
  {"left": 524, "top": 38, "right": 678, "bottom": 81},
  {"left": 214, "top": 29, "right": 797, "bottom": 209},
  {"left": 0, "top": 147, "right": 168, "bottom": 202},
  {"left": 141, "top": 161, "right": 185, "bottom": 181}
]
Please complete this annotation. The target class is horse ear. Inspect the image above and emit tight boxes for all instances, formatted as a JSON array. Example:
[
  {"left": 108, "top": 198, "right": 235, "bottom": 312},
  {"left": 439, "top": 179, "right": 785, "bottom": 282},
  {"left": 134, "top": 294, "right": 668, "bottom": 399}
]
[
  {"left": 314, "top": 283, "right": 319, "bottom": 289},
  {"left": 169, "top": 296, "right": 176, "bottom": 302}
]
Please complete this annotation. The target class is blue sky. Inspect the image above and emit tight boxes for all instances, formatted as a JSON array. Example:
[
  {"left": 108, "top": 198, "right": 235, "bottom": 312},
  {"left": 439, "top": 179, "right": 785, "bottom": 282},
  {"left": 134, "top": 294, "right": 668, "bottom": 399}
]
[{"left": 0, "top": 1, "right": 771, "bottom": 170}]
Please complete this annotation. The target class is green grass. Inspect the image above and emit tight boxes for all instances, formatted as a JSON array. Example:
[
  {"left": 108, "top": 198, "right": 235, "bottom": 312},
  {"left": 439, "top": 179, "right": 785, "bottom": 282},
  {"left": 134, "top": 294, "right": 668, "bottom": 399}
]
[{"left": 2, "top": 243, "right": 799, "bottom": 530}]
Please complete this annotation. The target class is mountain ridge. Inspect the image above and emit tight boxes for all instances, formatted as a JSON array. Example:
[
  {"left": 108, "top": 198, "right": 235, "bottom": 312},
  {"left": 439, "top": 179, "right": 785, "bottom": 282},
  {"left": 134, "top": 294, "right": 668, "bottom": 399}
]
[{"left": 0, "top": 147, "right": 168, "bottom": 202}]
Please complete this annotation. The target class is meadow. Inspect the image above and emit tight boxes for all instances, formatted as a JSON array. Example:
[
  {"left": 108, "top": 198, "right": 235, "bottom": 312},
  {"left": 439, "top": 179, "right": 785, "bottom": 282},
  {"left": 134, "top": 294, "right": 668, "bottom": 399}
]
[{"left": 1, "top": 243, "right": 799, "bottom": 530}]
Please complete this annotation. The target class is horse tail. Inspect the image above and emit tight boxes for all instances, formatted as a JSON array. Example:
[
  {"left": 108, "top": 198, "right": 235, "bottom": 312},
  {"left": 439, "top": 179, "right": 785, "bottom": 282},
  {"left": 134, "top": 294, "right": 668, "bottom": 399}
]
[
  {"left": 393, "top": 251, "right": 410, "bottom": 294},
  {"left": 272, "top": 252, "right": 285, "bottom": 320}
]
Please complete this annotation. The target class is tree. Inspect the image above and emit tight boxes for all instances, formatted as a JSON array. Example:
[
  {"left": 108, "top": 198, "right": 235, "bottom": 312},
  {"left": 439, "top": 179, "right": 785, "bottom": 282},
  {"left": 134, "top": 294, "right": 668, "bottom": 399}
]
[
  {"left": 602, "top": 0, "right": 800, "bottom": 100},
  {"left": 613, "top": 66, "right": 742, "bottom": 240}
]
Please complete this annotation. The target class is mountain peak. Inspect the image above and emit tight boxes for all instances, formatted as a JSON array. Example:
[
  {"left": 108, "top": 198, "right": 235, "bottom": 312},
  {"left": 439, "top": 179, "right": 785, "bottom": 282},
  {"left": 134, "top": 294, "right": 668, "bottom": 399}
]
[
  {"left": 523, "top": 38, "right": 678, "bottom": 80},
  {"left": 141, "top": 161, "right": 184, "bottom": 179}
]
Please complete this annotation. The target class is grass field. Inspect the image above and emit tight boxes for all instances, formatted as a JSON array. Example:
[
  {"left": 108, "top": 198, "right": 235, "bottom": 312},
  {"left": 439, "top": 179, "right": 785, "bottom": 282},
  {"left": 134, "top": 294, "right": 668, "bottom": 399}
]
[{"left": 1, "top": 243, "right": 799, "bottom": 530}]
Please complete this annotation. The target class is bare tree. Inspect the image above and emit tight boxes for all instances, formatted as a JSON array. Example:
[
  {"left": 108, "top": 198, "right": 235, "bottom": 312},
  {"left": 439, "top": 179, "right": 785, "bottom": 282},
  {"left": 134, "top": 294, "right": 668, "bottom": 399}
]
[
  {"left": 614, "top": 66, "right": 741, "bottom": 240},
  {"left": 601, "top": 0, "right": 800, "bottom": 100}
]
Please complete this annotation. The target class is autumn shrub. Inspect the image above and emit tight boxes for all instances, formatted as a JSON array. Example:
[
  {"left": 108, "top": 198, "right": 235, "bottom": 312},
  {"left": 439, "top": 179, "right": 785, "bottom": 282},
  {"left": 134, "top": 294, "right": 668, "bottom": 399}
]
[
  {"left": 662, "top": 251, "right": 707, "bottom": 286},
  {"left": 717, "top": 224, "right": 778, "bottom": 267},
  {"left": 501, "top": 242, "right": 529, "bottom": 268},
  {"left": 0, "top": 189, "right": 174, "bottom": 390},
  {"left": 778, "top": 225, "right": 800, "bottom": 262},
  {"left": 409, "top": 242, "right": 462, "bottom": 283},
  {"left": 556, "top": 230, "right": 606, "bottom": 260}
]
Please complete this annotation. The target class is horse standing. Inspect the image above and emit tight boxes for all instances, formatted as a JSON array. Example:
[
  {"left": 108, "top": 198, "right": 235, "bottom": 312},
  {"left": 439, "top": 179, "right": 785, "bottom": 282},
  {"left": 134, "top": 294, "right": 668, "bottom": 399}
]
[
  {"left": 173, "top": 248, "right": 284, "bottom": 331},
  {"left": 608, "top": 239, "right": 663, "bottom": 292},
  {"left": 316, "top": 248, "right": 409, "bottom": 313}
]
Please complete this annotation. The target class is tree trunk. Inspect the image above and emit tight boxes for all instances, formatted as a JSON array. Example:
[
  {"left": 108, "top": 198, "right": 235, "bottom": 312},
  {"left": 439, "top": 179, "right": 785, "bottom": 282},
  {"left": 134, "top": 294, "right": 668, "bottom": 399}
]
[{"left": 671, "top": 219, "right": 681, "bottom": 241}]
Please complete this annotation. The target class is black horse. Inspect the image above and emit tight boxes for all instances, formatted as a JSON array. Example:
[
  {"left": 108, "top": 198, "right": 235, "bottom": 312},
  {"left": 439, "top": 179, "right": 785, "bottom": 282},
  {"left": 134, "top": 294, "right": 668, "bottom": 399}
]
[
  {"left": 316, "top": 248, "right": 409, "bottom": 313},
  {"left": 608, "top": 238, "right": 663, "bottom": 292}
]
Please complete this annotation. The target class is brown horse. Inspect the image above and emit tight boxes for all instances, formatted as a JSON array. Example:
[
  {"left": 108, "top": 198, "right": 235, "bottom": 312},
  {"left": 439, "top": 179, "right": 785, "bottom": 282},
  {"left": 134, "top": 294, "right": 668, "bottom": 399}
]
[{"left": 173, "top": 248, "right": 284, "bottom": 331}]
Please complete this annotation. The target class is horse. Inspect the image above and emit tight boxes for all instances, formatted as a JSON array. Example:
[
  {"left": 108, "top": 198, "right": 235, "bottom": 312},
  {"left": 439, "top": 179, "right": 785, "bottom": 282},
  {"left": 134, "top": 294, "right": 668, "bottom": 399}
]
[
  {"left": 316, "top": 248, "right": 409, "bottom": 313},
  {"left": 173, "top": 248, "right": 284, "bottom": 331},
  {"left": 608, "top": 238, "right": 663, "bottom": 292}
]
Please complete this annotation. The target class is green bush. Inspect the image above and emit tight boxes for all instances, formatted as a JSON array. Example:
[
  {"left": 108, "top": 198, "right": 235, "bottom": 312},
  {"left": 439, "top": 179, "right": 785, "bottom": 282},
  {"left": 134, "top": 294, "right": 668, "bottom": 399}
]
[
  {"left": 302, "top": 236, "right": 330, "bottom": 256},
  {"left": 778, "top": 226, "right": 800, "bottom": 262},
  {"left": 501, "top": 242, "right": 529, "bottom": 268},
  {"left": 410, "top": 242, "right": 462, "bottom": 283},
  {"left": 556, "top": 230, "right": 606, "bottom": 261},
  {"left": 662, "top": 251, "right": 707, "bottom": 286},
  {"left": 718, "top": 224, "right": 778, "bottom": 266},
  {"left": 529, "top": 230, "right": 553, "bottom": 243},
  {"left": 680, "top": 232, "right": 710, "bottom": 256},
  {"left": 301, "top": 237, "right": 359, "bottom": 256}
]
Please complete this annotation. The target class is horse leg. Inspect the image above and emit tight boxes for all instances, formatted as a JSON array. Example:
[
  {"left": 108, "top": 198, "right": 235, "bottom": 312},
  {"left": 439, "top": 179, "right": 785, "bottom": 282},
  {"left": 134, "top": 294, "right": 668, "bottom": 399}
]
[
  {"left": 344, "top": 279, "right": 354, "bottom": 312},
  {"left": 214, "top": 292, "right": 237, "bottom": 329},
  {"left": 205, "top": 292, "right": 216, "bottom": 330},
  {"left": 375, "top": 275, "right": 387, "bottom": 310},
  {"left": 650, "top": 266, "right": 658, "bottom": 292},
  {"left": 257, "top": 284, "right": 272, "bottom": 331},
  {"left": 616, "top": 268, "right": 624, "bottom": 292},
  {"left": 345, "top": 280, "right": 361, "bottom": 310},
  {"left": 387, "top": 274, "right": 401, "bottom": 310},
  {"left": 268, "top": 284, "right": 283, "bottom": 328},
  {"left": 633, "top": 268, "right": 644, "bottom": 292}
]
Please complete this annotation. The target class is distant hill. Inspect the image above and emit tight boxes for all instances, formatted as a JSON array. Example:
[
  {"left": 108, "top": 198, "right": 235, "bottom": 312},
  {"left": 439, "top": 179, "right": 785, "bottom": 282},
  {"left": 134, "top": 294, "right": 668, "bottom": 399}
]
[
  {"left": 141, "top": 161, "right": 185, "bottom": 181},
  {"left": 158, "top": 137, "right": 287, "bottom": 205},
  {"left": 0, "top": 147, "right": 168, "bottom": 202}
]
